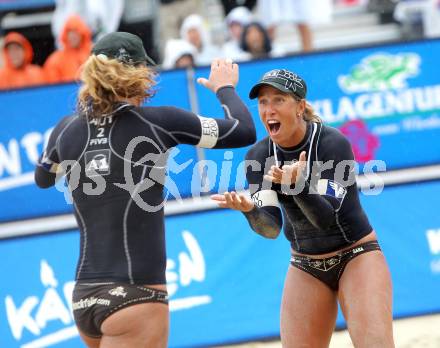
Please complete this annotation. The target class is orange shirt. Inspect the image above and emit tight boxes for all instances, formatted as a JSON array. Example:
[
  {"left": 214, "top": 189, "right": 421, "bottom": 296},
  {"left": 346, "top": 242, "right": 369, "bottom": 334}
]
[
  {"left": 0, "top": 32, "right": 46, "bottom": 90},
  {"left": 44, "top": 15, "right": 92, "bottom": 83}
]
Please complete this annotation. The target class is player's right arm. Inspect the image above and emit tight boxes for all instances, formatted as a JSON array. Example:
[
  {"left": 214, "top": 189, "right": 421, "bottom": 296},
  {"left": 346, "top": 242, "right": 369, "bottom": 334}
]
[
  {"left": 34, "top": 115, "right": 72, "bottom": 188},
  {"left": 211, "top": 144, "right": 283, "bottom": 239},
  {"left": 144, "top": 58, "right": 256, "bottom": 149}
]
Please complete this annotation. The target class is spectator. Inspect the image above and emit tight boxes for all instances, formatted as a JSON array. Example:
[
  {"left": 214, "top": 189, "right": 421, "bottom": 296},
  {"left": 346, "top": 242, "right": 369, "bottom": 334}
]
[
  {"left": 162, "top": 39, "right": 196, "bottom": 69},
  {"left": 368, "top": 0, "right": 398, "bottom": 24},
  {"left": 158, "top": 0, "right": 202, "bottom": 59},
  {"left": 180, "top": 14, "right": 221, "bottom": 66},
  {"left": 222, "top": 6, "right": 253, "bottom": 62},
  {"left": 423, "top": 0, "right": 440, "bottom": 37},
  {"left": 256, "top": 0, "right": 333, "bottom": 52},
  {"left": 394, "top": 0, "right": 440, "bottom": 39},
  {"left": 44, "top": 15, "right": 92, "bottom": 83},
  {"left": 240, "top": 22, "right": 286, "bottom": 60},
  {"left": 0, "top": 32, "right": 46, "bottom": 90},
  {"left": 220, "top": 0, "right": 256, "bottom": 15},
  {"left": 52, "top": 0, "right": 124, "bottom": 43}
]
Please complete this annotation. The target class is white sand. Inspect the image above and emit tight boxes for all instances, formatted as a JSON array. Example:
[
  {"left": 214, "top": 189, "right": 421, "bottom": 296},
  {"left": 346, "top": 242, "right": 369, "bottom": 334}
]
[{"left": 218, "top": 314, "right": 440, "bottom": 348}]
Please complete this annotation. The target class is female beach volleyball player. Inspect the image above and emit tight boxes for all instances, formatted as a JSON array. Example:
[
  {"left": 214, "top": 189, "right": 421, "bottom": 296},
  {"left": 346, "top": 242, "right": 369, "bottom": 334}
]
[
  {"left": 35, "top": 32, "right": 256, "bottom": 348},
  {"left": 212, "top": 69, "right": 394, "bottom": 347}
]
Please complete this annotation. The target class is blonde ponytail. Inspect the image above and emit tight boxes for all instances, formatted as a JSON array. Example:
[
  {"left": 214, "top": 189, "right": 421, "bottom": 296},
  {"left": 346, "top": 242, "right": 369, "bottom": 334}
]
[{"left": 303, "top": 102, "right": 322, "bottom": 123}]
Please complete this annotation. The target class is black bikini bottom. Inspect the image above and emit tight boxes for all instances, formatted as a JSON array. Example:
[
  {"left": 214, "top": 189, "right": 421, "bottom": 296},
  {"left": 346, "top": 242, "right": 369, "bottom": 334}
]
[
  {"left": 72, "top": 282, "right": 168, "bottom": 338},
  {"left": 290, "top": 241, "right": 381, "bottom": 291}
]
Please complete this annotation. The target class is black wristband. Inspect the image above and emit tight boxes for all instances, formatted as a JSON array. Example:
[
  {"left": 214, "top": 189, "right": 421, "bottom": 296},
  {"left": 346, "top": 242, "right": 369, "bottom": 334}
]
[{"left": 216, "top": 85, "right": 235, "bottom": 95}]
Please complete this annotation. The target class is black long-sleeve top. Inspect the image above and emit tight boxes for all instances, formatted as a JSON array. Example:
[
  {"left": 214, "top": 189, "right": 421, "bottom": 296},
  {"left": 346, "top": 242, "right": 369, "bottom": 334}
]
[
  {"left": 243, "top": 121, "right": 372, "bottom": 255},
  {"left": 35, "top": 86, "right": 256, "bottom": 284}
]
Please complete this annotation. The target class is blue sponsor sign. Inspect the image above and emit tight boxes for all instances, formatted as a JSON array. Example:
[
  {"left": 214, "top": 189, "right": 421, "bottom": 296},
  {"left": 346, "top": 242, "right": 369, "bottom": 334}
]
[
  {"left": 0, "top": 0, "right": 54, "bottom": 11},
  {"left": 0, "top": 231, "right": 80, "bottom": 348},
  {"left": 360, "top": 180, "right": 440, "bottom": 318},
  {"left": 0, "top": 212, "right": 286, "bottom": 348},
  {"left": 0, "top": 84, "right": 79, "bottom": 221},
  {"left": 1, "top": 181, "right": 440, "bottom": 347},
  {"left": 0, "top": 70, "right": 197, "bottom": 222}
]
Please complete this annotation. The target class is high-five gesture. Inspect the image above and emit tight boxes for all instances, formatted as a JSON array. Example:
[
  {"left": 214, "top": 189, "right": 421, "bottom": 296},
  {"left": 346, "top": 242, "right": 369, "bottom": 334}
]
[{"left": 197, "top": 58, "right": 238, "bottom": 93}]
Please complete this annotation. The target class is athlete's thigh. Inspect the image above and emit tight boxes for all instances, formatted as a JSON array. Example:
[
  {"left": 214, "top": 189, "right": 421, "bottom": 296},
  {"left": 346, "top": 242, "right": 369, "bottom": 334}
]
[
  {"left": 100, "top": 302, "right": 169, "bottom": 348},
  {"left": 281, "top": 266, "right": 338, "bottom": 348},
  {"left": 77, "top": 330, "right": 100, "bottom": 348},
  {"left": 338, "top": 250, "right": 394, "bottom": 348}
]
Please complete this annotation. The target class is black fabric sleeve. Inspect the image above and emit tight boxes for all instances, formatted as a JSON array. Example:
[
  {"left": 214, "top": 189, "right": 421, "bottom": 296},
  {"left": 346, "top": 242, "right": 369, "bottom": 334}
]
[
  {"left": 243, "top": 206, "right": 282, "bottom": 239},
  {"left": 242, "top": 146, "right": 283, "bottom": 239},
  {"left": 149, "top": 86, "right": 256, "bottom": 148},
  {"left": 213, "top": 86, "right": 256, "bottom": 148},
  {"left": 34, "top": 115, "right": 72, "bottom": 188},
  {"left": 35, "top": 166, "right": 56, "bottom": 188},
  {"left": 290, "top": 130, "right": 356, "bottom": 230}
]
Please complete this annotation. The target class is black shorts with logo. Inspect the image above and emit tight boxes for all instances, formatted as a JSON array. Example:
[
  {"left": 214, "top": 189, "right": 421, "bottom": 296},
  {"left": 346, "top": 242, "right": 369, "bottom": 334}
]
[{"left": 72, "top": 282, "right": 168, "bottom": 338}]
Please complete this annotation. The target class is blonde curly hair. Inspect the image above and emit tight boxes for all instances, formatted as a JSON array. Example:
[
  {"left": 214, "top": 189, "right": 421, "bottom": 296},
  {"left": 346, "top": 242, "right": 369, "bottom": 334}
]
[{"left": 78, "top": 55, "right": 156, "bottom": 118}]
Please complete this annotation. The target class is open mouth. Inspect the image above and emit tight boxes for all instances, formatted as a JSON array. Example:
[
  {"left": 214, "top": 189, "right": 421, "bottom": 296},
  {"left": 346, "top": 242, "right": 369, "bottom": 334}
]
[{"left": 267, "top": 120, "right": 281, "bottom": 136}]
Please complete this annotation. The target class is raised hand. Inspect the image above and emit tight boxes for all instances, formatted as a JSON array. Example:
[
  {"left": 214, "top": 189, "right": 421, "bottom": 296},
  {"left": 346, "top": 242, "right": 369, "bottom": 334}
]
[
  {"left": 197, "top": 58, "right": 238, "bottom": 93},
  {"left": 264, "top": 151, "right": 307, "bottom": 185},
  {"left": 211, "top": 191, "right": 254, "bottom": 212}
]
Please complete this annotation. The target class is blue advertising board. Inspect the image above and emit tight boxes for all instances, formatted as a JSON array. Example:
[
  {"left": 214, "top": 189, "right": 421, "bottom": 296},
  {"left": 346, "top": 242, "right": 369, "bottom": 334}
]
[
  {"left": 0, "top": 0, "right": 54, "bottom": 11},
  {"left": 0, "top": 216, "right": 287, "bottom": 348},
  {"left": 0, "top": 70, "right": 197, "bottom": 222},
  {"left": 304, "top": 40, "right": 440, "bottom": 170},
  {"left": 361, "top": 180, "right": 440, "bottom": 318},
  {"left": 0, "top": 84, "right": 79, "bottom": 221},
  {"left": 1, "top": 180, "right": 440, "bottom": 347}
]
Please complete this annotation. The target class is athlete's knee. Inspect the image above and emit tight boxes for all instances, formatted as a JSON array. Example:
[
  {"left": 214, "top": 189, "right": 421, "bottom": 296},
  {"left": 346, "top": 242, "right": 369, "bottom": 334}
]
[
  {"left": 349, "top": 323, "right": 394, "bottom": 348},
  {"left": 353, "top": 333, "right": 394, "bottom": 348}
]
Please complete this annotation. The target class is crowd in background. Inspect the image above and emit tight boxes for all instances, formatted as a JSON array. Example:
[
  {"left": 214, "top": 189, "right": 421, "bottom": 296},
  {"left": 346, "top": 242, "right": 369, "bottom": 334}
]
[{"left": 0, "top": 0, "right": 439, "bottom": 90}]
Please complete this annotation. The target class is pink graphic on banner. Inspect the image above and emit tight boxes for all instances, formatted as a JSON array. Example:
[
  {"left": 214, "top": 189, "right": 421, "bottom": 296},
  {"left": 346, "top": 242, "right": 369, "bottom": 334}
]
[{"left": 339, "top": 120, "right": 379, "bottom": 163}]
